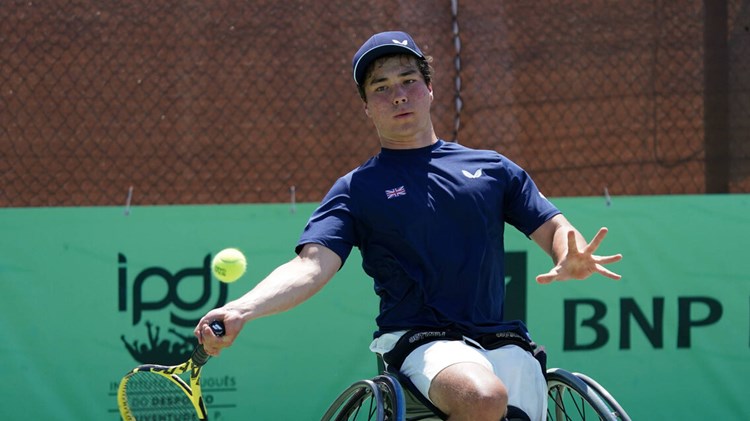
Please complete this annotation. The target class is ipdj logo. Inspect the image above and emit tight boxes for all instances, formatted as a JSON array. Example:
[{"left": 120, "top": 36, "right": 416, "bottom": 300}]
[{"left": 117, "top": 253, "right": 229, "bottom": 364}]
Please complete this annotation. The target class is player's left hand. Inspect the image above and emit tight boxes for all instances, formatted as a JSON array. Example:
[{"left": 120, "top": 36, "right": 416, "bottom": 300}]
[{"left": 536, "top": 227, "right": 622, "bottom": 284}]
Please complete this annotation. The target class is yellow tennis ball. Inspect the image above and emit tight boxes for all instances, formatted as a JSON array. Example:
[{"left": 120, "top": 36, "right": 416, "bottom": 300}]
[{"left": 211, "top": 248, "right": 247, "bottom": 283}]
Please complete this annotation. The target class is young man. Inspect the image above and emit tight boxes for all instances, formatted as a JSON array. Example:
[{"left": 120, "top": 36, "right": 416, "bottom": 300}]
[{"left": 195, "top": 31, "right": 622, "bottom": 421}]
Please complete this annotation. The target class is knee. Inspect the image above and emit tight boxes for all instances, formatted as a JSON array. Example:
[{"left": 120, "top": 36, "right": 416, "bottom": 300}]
[
  {"left": 430, "top": 364, "right": 508, "bottom": 420},
  {"left": 465, "top": 379, "right": 508, "bottom": 416},
  {"left": 448, "top": 380, "right": 508, "bottom": 420}
]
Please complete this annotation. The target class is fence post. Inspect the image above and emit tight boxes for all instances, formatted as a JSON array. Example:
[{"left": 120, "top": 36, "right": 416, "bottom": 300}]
[{"left": 703, "top": 0, "right": 729, "bottom": 193}]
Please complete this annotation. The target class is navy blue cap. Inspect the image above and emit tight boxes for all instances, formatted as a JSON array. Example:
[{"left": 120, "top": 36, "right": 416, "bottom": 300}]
[{"left": 352, "top": 31, "right": 425, "bottom": 86}]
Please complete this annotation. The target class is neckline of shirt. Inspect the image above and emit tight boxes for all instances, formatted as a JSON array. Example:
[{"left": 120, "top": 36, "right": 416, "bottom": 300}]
[{"left": 379, "top": 139, "right": 445, "bottom": 157}]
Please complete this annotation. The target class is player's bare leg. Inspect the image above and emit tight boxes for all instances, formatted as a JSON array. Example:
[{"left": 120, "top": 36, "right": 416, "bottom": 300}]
[{"left": 428, "top": 362, "right": 508, "bottom": 421}]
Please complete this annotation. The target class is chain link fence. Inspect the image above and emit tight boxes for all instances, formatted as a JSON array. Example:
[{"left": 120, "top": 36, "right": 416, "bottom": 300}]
[{"left": 1, "top": 0, "right": 748, "bottom": 207}]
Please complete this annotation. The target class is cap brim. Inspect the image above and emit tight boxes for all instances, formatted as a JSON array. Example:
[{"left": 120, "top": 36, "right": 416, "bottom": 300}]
[{"left": 353, "top": 44, "right": 424, "bottom": 86}]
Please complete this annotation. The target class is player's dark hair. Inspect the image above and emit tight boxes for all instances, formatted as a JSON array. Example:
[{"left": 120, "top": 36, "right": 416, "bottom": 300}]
[{"left": 357, "top": 54, "right": 434, "bottom": 102}]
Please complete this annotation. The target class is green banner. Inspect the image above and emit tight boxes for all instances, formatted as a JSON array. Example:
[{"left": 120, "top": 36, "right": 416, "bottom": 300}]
[
  {"left": 515, "top": 195, "right": 750, "bottom": 420},
  {"left": 0, "top": 195, "right": 748, "bottom": 420}
]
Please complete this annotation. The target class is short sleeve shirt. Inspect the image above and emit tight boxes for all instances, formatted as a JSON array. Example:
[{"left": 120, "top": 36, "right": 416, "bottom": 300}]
[{"left": 297, "top": 140, "right": 560, "bottom": 337}]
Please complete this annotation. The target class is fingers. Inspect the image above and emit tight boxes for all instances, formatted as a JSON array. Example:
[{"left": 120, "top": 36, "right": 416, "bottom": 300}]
[
  {"left": 194, "top": 311, "right": 234, "bottom": 356},
  {"left": 536, "top": 274, "right": 555, "bottom": 284},
  {"left": 194, "top": 314, "right": 218, "bottom": 342},
  {"left": 584, "top": 227, "right": 608, "bottom": 253},
  {"left": 537, "top": 250, "right": 622, "bottom": 284},
  {"left": 595, "top": 253, "right": 623, "bottom": 265},
  {"left": 536, "top": 268, "right": 560, "bottom": 284},
  {"left": 201, "top": 323, "right": 226, "bottom": 356},
  {"left": 596, "top": 264, "right": 622, "bottom": 280},
  {"left": 194, "top": 319, "right": 206, "bottom": 344},
  {"left": 566, "top": 230, "right": 579, "bottom": 254}
]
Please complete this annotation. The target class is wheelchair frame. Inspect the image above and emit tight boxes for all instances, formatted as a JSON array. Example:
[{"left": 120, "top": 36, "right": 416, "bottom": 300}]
[{"left": 321, "top": 367, "right": 631, "bottom": 421}]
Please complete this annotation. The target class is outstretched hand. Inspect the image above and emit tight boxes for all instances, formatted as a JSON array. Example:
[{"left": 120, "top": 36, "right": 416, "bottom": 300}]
[{"left": 536, "top": 227, "right": 622, "bottom": 284}]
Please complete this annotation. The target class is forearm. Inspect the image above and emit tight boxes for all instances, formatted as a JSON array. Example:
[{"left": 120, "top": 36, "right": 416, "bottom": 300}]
[
  {"left": 548, "top": 218, "right": 586, "bottom": 265},
  {"left": 532, "top": 214, "right": 585, "bottom": 264},
  {"left": 195, "top": 244, "right": 340, "bottom": 355},
  {"left": 227, "top": 257, "right": 330, "bottom": 323}
]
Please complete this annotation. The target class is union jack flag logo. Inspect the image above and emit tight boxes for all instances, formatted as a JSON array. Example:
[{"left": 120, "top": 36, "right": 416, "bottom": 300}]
[{"left": 385, "top": 185, "right": 407, "bottom": 199}]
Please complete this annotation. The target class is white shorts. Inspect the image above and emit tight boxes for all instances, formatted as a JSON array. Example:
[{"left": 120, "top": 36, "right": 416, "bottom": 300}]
[{"left": 370, "top": 331, "right": 547, "bottom": 421}]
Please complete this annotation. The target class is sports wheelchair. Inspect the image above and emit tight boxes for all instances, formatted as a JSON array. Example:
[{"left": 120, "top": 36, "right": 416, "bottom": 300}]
[{"left": 320, "top": 358, "right": 631, "bottom": 421}]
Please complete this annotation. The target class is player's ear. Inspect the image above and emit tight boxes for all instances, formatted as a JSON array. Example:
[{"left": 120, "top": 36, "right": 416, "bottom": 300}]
[{"left": 364, "top": 102, "right": 371, "bottom": 118}]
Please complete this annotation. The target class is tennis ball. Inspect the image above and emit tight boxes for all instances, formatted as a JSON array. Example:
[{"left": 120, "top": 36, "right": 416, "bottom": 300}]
[{"left": 211, "top": 248, "right": 247, "bottom": 283}]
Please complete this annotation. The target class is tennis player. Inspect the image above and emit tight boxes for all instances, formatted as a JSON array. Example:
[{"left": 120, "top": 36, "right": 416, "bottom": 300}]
[{"left": 196, "top": 31, "right": 622, "bottom": 421}]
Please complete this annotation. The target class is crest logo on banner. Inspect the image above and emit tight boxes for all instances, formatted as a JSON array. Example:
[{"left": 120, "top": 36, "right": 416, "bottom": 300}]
[
  {"left": 112, "top": 253, "right": 237, "bottom": 419},
  {"left": 117, "top": 253, "right": 229, "bottom": 365}
]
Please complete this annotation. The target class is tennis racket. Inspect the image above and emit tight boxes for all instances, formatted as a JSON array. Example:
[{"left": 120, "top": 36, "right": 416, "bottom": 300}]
[{"left": 117, "top": 320, "right": 225, "bottom": 421}]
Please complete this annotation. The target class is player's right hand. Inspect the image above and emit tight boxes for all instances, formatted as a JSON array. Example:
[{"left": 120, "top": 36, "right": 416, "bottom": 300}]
[{"left": 194, "top": 307, "right": 244, "bottom": 356}]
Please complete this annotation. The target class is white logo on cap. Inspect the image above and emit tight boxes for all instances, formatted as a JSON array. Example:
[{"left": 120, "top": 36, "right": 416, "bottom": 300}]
[{"left": 392, "top": 39, "right": 408, "bottom": 45}]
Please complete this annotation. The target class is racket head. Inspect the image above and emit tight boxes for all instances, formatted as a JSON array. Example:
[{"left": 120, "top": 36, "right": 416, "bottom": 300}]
[
  {"left": 117, "top": 321, "right": 223, "bottom": 420},
  {"left": 117, "top": 362, "right": 207, "bottom": 420}
]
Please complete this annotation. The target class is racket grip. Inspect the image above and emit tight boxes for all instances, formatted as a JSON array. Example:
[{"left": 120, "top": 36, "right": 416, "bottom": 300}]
[
  {"left": 208, "top": 320, "right": 226, "bottom": 337},
  {"left": 193, "top": 320, "right": 226, "bottom": 366}
]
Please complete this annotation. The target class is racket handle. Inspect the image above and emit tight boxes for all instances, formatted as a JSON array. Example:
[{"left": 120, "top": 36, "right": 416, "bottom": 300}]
[
  {"left": 193, "top": 320, "right": 226, "bottom": 366},
  {"left": 208, "top": 320, "right": 226, "bottom": 337}
]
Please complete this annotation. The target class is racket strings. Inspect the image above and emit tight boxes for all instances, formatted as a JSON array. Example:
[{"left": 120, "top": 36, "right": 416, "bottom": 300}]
[{"left": 122, "top": 371, "right": 199, "bottom": 420}]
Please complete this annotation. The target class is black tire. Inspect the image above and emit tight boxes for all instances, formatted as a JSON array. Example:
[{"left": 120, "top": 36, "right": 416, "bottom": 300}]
[
  {"left": 546, "top": 368, "right": 622, "bottom": 421},
  {"left": 321, "top": 375, "right": 405, "bottom": 421},
  {"left": 573, "top": 372, "right": 632, "bottom": 421}
]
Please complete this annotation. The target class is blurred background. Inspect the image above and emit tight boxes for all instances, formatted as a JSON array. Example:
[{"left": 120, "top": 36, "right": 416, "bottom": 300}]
[
  {"left": 2, "top": 0, "right": 748, "bottom": 207},
  {"left": 1, "top": 1, "right": 749, "bottom": 420}
]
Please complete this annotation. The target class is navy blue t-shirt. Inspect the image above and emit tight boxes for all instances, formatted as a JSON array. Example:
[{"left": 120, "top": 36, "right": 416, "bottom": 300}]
[{"left": 296, "top": 140, "right": 560, "bottom": 337}]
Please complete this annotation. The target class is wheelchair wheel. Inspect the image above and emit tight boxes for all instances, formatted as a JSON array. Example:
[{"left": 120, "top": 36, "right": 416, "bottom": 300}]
[
  {"left": 321, "top": 375, "right": 406, "bottom": 421},
  {"left": 546, "top": 368, "right": 627, "bottom": 421},
  {"left": 573, "top": 372, "right": 632, "bottom": 421}
]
